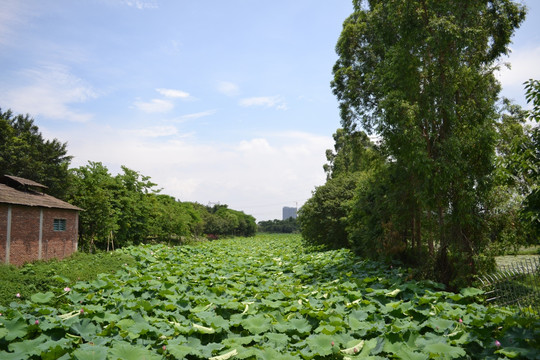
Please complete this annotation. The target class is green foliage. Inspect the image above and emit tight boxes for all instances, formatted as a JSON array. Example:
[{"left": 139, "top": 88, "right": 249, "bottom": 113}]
[
  {"left": 0, "top": 235, "right": 537, "bottom": 359},
  {"left": 66, "top": 162, "right": 119, "bottom": 251},
  {"left": 66, "top": 162, "right": 162, "bottom": 250},
  {"left": 193, "top": 203, "right": 257, "bottom": 238},
  {"left": 67, "top": 162, "right": 254, "bottom": 250},
  {"left": 325, "top": 0, "right": 527, "bottom": 287},
  {"left": 299, "top": 173, "right": 359, "bottom": 249},
  {"left": 347, "top": 163, "right": 394, "bottom": 259},
  {"left": 323, "top": 129, "right": 378, "bottom": 180},
  {"left": 301, "top": 128, "right": 383, "bottom": 250},
  {"left": 258, "top": 217, "right": 299, "bottom": 234},
  {"left": 525, "top": 79, "right": 540, "bottom": 120},
  {"left": 0, "top": 108, "right": 72, "bottom": 198},
  {"left": 486, "top": 99, "right": 536, "bottom": 253},
  {"left": 148, "top": 195, "right": 203, "bottom": 242},
  {"left": 519, "top": 79, "right": 540, "bottom": 239},
  {"left": 0, "top": 251, "right": 135, "bottom": 307}
]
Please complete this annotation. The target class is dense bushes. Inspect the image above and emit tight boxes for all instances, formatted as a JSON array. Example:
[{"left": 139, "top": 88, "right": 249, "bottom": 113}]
[
  {"left": 298, "top": 173, "right": 359, "bottom": 249},
  {"left": 193, "top": 203, "right": 256, "bottom": 238},
  {"left": 257, "top": 217, "right": 299, "bottom": 233}
]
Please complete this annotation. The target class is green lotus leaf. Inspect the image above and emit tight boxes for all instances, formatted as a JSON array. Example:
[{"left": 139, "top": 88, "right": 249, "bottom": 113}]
[
  {"left": 115, "top": 318, "right": 135, "bottom": 331},
  {"left": 199, "top": 342, "right": 226, "bottom": 358},
  {"left": 265, "top": 332, "right": 290, "bottom": 350},
  {"left": 257, "top": 346, "right": 300, "bottom": 360},
  {"left": 307, "top": 333, "right": 335, "bottom": 356},
  {"left": 241, "top": 314, "right": 271, "bottom": 334},
  {"left": 72, "top": 344, "right": 108, "bottom": 360},
  {"left": 459, "top": 287, "right": 484, "bottom": 298},
  {"left": 167, "top": 344, "right": 194, "bottom": 359},
  {"left": 0, "top": 350, "right": 25, "bottom": 360},
  {"left": 424, "top": 317, "right": 455, "bottom": 333},
  {"left": 31, "top": 291, "right": 55, "bottom": 304},
  {"left": 276, "top": 317, "right": 312, "bottom": 335},
  {"left": 423, "top": 342, "right": 466, "bottom": 358},
  {"left": 70, "top": 318, "right": 101, "bottom": 341},
  {"left": 496, "top": 346, "right": 539, "bottom": 359},
  {"left": 109, "top": 342, "right": 162, "bottom": 360},
  {"left": 3, "top": 318, "right": 28, "bottom": 341},
  {"left": 8, "top": 335, "right": 47, "bottom": 357}
]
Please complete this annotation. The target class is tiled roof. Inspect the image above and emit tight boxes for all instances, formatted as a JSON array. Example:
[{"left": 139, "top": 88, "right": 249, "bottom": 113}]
[
  {"left": 0, "top": 183, "right": 82, "bottom": 211},
  {"left": 3, "top": 175, "right": 48, "bottom": 189}
]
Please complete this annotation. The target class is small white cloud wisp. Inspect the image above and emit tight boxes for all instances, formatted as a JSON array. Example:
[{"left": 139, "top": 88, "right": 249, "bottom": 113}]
[
  {"left": 217, "top": 81, "right": 240, "bottom": 97},
  {"left": 133, "top": 98, "right": 174, "bottom": 113},
  {"left": 239, "top": 95, "right": 288, "bottom": 111},
  {"left": 156, "top": 88, "right": 191, "bottom": 99}
]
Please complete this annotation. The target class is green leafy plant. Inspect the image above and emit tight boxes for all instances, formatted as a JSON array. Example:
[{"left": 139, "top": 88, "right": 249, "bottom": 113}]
[{"left": 0, "top": 234, "right": 538, "bottom": 359}]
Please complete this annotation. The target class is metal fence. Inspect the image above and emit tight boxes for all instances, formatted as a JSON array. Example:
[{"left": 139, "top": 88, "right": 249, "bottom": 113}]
[{"left": 478, "top": 257, "right": 540, "bottom": 317}]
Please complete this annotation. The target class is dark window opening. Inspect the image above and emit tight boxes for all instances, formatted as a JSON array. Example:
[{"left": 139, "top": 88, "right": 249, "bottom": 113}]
[{"left": 53, "top": 218, "right": 66, "bottom": 231}]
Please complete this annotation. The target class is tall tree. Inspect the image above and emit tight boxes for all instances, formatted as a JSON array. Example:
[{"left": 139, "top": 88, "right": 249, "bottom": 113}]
[
  {"left": 67, "top": 162, "right": 118, "bottom": 251},
  {"left": 112, "top": 166, "right": 158, "bottom": 246},
  {"left": 519, "top": 80, "right": 540, "bottom": 238},
  {"left": 332, "top": 0, "right": 526, "bottom": 287},
  {"left": 0, "top": 108, "right": 72, "bottom": 198}
]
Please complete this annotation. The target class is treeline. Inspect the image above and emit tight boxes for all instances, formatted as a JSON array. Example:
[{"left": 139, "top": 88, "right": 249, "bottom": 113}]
[
  {"left": 299, "top": 1, "right": 539, "bottom": 289},
  {"left": 1, "top": 109, "right": 256, "bottom": 251},
  {"left": 258, "top": 217, "right": 299, "bottom": 233}
]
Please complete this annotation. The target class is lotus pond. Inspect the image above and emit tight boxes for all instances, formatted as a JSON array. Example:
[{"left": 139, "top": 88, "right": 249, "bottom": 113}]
[{"left": 0, "top": 234, "right": 538, "bottom": 359}]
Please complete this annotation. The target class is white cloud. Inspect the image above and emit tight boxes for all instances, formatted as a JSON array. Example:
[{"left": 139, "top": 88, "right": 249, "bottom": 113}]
[
  {"left": 497, "top": 46, "right": 540, "bottom": 86},
  {"left": 175, "top": 110, "right": 217, "bottom": 121},
  {"left": 134, "top": 88, "right": 194, "bottom": 113},
  {"left": 1, "top": 65, "right": 97, "bottom": 122},
  {"left": 496, "top": 45, "right": 540, "bottom": 105},
  {"left": 121, "top": 0, "right": 158, "bottom": 10},
  {"left": 156, "top": 88, "right": 191, "bottom": 99},
  {"left": 62, "top": 125, "right": 332, "bottom": 221},
  {"left": 0, "top": 0, "right": 32, "bottom": 46},
  {"left": 133, "top": 98, "right": 174, "bottom": 113},
  {"left": 236, "top": 138, "right": 275, "bottom": 154},
  {"left": 124, "top": 125, "right": 178, "bottom": 138},
  {"left": 217, "top": 81, "right": 240, "bottom": 97},
  {"left": 239, "top": 95, "right": 288, "bottom": 110}
]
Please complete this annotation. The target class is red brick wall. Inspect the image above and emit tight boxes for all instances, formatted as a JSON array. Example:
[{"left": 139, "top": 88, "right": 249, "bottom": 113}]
[
  {"left": 0, "top": 204, "right": 7, "bottom": 264},
  {"left": 42, "top": 208, "right": 78, "bottom": 261},
  {"left": 0, "top": 204, "right": 79, "bottom": 266}
]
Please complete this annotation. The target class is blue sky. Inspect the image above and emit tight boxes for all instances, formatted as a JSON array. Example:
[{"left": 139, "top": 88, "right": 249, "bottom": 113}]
[{"left": 1, "top": 0, "right": 539, "bottom": 221}]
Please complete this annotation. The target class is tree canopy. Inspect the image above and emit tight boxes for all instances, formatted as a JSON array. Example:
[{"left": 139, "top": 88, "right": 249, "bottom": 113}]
[
  {"left": 0, "top": 108, "right": 72, "bottom": 198},
  {"left": 300, "top": 0, "right": 527, "bottom": 288}
]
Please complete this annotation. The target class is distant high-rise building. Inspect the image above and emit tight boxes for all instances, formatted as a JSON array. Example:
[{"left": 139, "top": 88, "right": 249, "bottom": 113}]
[{"left": 282, "top": 206, "right": 297, "bottom": 220}]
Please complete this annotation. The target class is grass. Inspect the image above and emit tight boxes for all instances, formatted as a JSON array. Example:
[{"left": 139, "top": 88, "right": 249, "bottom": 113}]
[
  {"left": 516, "top": 245, "right": 540, "bottom": 256},
  {"left": 495, "top": 254, "right": 540, "bottom": 269},
  {"left": 0, "top": 250, "right": 136, "bottom": 307}
]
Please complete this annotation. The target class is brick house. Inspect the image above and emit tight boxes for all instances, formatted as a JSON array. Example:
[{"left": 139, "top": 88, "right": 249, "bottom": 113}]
[{"left": 0, "top": 175, "right": 82, "bottom": 266}]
